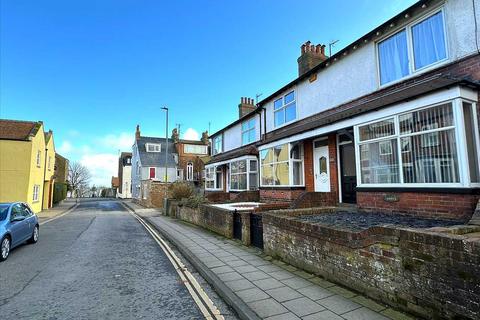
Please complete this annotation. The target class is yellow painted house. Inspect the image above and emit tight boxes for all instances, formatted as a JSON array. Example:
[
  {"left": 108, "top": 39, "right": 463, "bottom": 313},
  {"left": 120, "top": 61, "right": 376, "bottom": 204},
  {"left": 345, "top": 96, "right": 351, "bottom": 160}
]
[{"left": 0, "top": 119, "right": 56, "bottom": 213}]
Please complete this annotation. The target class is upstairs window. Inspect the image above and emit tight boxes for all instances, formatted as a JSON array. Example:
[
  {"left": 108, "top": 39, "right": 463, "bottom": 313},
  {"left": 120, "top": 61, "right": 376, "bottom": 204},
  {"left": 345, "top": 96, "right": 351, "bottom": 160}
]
[
  {"left": 274, "top": 91, "right": 296, "bottom": 127},
  {"left": 212, "top": 135, "right": 223, "bottom": 155},
  {"left": 146, "top": 143, "right": 161, "bottom": 152},
  {"left": 242, "top": 118, "right": 256, "bottom": 145},
  {"left": 36, "top": 150, "right": 41, "bottom": 167},
  {"left": 378, "top": 10, "right": 447, "bottom": 85},
  {"left": 184, "top": 144, "right": 208, "bottom": 154}
]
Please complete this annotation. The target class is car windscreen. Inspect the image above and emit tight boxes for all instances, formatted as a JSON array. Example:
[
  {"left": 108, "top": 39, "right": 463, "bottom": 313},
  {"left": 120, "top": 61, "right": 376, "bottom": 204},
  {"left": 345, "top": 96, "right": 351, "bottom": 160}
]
[{"left": 0, "top": 205, "right": 9, "bottom": 221}]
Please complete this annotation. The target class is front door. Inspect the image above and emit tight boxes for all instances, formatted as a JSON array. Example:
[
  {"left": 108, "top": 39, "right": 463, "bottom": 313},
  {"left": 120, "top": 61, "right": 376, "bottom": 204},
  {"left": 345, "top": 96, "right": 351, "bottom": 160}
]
[
  {"left": 313, "top": 139, "right": 330, "bottom": 192},
  {"left": 339, "top": 143, "right": 357, "bottom": 203}
]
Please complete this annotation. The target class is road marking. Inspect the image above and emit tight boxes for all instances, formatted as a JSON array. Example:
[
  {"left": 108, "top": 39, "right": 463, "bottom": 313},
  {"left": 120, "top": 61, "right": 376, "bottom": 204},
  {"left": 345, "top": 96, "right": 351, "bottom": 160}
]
[
  {"left": 39, "top": 203, "right": 79, "bottom": 226},
  {"left": 123, "top": 204, "right": 224, "bottom": 320}
]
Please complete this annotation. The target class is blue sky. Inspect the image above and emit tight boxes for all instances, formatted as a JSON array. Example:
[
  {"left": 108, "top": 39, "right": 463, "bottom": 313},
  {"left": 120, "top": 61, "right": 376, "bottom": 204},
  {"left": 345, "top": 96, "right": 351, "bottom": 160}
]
[{"left": 1, "top": 0, "right": 417, "bottom": 186}]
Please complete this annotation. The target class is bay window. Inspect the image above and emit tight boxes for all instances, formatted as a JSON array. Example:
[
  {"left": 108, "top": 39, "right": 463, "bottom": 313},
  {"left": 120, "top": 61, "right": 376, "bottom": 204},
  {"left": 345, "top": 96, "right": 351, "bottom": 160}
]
[
  {"left": 378, "top": 10, "right": 447, "bottom": 85},
  {"left": 205, "top": 166, "right": 224, "bottom": 190},
  {"left": 356, "top": 100, "right": 480, "bottom": 186},
  {"left": 260, "top": 143, "right": 304, "bottom": 187},
  {"left": 229, "top": 159, "right": 258, "bottom": 191},
  {"left": 205, "top": 167, "right": 215, "bottom": 189}
]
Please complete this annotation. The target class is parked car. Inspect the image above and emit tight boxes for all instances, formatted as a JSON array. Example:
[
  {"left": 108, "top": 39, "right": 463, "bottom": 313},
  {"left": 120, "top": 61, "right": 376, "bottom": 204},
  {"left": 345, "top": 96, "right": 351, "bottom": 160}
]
[{"left": 0, "top": 202, "right": 39, "bottom": 261}]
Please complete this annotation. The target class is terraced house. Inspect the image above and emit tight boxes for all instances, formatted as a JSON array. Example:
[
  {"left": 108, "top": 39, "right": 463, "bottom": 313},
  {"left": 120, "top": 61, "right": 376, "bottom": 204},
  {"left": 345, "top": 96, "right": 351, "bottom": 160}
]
[
  {"left": 205, "top": 0, "right": 480, "bottom": 220},
  {"left": 0, "top": 119, "right": 56, "bottom": 213}
]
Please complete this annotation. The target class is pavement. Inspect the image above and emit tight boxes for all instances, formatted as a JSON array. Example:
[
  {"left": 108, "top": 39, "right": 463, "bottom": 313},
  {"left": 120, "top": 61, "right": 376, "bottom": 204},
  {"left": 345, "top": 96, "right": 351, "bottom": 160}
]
[
  {"left": 0, "top": 200, "right": 234, "bottom": 319},
  {"left": 124, "top": 200, "right": 414, "bottom": 320},
  {"left": 36, "top": 198, "right": 78, "bottom": 223}
]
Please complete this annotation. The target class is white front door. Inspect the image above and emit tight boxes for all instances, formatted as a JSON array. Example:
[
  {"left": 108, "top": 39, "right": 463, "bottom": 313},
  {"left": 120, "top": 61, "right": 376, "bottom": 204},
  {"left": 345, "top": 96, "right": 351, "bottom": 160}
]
[{"left": 313, "top": 140, "right": 330, "bottom": 192}]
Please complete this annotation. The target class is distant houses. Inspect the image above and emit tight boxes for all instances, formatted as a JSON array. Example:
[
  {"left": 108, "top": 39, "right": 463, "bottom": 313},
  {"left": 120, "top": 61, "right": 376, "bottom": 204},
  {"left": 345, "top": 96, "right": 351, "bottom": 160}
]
[
  {"left": 120, "top": 125, "right": 208, "bottom": 206},
  {"left": 0, "top": 119, "right": 68, "bottom": 212}
]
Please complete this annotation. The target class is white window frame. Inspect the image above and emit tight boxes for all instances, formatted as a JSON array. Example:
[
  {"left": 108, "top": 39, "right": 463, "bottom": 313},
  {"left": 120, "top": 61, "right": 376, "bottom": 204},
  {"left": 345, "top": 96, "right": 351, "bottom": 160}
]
[
  {"left": 259, "top": 143, "right": 305, "bottom": 187},
  {"left": 186, "top": 162, "right": 194, "bottom": 181},
  {"left": 241, "top": 118, "right": 256, "bottom": 145},
  {"left": 184, "top": 144, "right": 208, "bottom": 154},
  {"left": 146, "top": 143, "right": 161, "bottom": 152},
  {"left": 376, "top": 7, "right": 449, "bottom": 87},
  {"left": 32, "top": 185, "right": 40, "bottom": 202},
  {"left": 212, "top": 135, "right": 223, "bottom": 155},
  {"left": 229, "top": 158, "right": 258, "bottom": 192},
  {"left": 36, "top": 150, "right": 41, "bottom": 167},
  {"left": 354, "top": 98, "right": 478, "bottom": 188},
  {"left": 274, "top": 91, "right": 297, "bottom": 128},
  {"left": 205, "top": 166, "right": 222, "bottom": 191}
]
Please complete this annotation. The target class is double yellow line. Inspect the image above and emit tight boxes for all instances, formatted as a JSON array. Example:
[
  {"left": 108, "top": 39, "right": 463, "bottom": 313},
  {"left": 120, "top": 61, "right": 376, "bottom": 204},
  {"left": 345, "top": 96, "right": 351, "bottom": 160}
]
[{"left": 126, "top": 207, "right": 224, "bottom": 320}]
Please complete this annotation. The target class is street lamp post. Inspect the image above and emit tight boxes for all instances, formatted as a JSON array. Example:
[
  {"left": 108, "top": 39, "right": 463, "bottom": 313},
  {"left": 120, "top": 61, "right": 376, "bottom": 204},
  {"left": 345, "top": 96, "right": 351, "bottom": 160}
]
[{"left": 161, "top": 107, "right": 169, "bottom": 186}]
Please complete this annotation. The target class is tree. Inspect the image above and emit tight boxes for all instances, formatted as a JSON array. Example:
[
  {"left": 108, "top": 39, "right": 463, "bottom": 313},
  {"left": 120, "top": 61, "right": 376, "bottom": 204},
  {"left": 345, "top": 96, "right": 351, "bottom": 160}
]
[{"left": 68, "top": 161, "right": 92, "bottom": 198}]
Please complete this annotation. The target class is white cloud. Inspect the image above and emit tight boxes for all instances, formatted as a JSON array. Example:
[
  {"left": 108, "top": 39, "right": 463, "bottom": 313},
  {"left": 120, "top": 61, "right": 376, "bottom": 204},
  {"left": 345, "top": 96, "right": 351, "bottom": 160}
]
[
  {"left": 58, "top": 141, "right": 73, "bottom": 154},
  {"left": 80, "top": 153, "right": 118, "bottom": 187},
  {"left": 182, "top": 128, "right": 199, "bottom": 140},
  {"left": 98, "top": 132, "right": 134, "bottom": 151}
]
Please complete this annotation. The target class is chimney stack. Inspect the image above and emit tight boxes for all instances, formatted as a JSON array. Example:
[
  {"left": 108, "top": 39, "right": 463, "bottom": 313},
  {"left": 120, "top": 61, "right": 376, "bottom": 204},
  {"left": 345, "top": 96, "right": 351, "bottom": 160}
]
[
  {"left": 135, "top": 124, "right": 141, "bottom": 140},
  {"left": 297, "top": 41, "right": 327, "bottom": 76},
  {"left": 238, "top": 97, "right": 256, "bottom": 118}
]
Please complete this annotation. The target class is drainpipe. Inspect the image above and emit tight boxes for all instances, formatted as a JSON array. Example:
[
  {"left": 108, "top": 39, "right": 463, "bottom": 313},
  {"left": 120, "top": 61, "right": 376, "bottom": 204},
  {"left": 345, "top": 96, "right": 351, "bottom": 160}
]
[{"left": 41, "top": 147, "right": 48, "bottom": 210}]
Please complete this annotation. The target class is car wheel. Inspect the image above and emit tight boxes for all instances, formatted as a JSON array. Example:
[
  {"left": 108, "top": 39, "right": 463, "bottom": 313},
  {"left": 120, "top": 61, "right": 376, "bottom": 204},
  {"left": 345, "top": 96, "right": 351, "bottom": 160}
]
[
  {"left": 1, "top": 236, "right": 10, "bottom": 261},
  {"left": 28, "top": 225, "right": 39, "bottom": 244}
]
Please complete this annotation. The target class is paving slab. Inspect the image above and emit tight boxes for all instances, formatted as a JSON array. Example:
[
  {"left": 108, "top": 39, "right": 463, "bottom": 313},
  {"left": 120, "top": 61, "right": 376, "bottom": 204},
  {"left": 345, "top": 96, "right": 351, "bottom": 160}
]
[
  {"left": 236, "top": 287, "right": 270, "bottom": 303},
  {"left": 225, "top": 279, "right": 255, "bottom": 292},
  {"left": 255, "top": 278, "right": 285, "bottom": 291},
  {"left": 317, "top": 295, "right": 361, "bottom": 315},
  {"left": 248, "top": 298, "right": 288, "bottom": 318},
  {"left": 303, "top": 310, "right": 344, "bottom": 320},
  {"left": 265, "top": 312, "right": 301, "bottom": 320},
  {"left": 298, "top": 285, "right": 335, "bottom": 301},
  {"left": 139, "top": 213, "right": 413, "bottom": 320},
  {"left": 282, "top": 297, "right": 325, "bottom": 317},
  {"left": 343, "top": 307, "right": 390, "bottom": 320},
  {"left": 265, "top": 286, "right": 302, "bottom": 302}
]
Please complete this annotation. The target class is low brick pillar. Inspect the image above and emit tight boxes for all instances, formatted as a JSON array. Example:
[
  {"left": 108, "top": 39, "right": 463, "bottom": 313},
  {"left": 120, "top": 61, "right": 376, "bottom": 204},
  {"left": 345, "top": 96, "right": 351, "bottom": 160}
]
[
  {"left": 468, "top": 199, "right": 480, "bottom": 225},
  {"left": 240, "top": 211, "right": 251, "bottom": 246}
]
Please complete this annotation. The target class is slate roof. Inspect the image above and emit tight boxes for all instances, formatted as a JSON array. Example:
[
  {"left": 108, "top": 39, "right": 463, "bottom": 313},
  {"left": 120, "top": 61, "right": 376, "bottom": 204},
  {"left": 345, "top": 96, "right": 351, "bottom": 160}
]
[
  {"left": 136, "top": 136, "right": 177, "bottom": 167},
  {"left": 0, "top": 119, "right": 42, "bottom": 141}
]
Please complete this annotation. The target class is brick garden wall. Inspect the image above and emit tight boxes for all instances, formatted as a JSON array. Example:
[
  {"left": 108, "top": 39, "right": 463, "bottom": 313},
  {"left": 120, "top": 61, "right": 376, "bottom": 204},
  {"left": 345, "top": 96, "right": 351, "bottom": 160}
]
[
  {"left": 260, "top": 188, "right": 305, "bottom": 202},
  {"left": 135, "top": 180, "right": 169, "bottom": 208},
  {"left": 263, "top": 209, "right": 480, "bottom": 319},
  {"left": 357, "top": 191, "right": 480, "bottom": 221},
  {"left": 173, "top": 204, "right": 234, "bottom": 238}
]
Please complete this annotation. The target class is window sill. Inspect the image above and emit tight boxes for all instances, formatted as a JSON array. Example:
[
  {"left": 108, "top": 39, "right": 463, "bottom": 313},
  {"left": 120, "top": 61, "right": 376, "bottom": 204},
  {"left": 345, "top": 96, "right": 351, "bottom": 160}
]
[
  {"left": 378, "top": 58, "right": 450, "bottom": 89},
  {"left": 356, "top": 186, "right": 480, "bottom": 194}
]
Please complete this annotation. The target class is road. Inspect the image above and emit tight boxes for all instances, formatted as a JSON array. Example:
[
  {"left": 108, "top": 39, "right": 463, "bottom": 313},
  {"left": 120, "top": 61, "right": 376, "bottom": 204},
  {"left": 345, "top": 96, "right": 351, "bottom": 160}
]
[{"left": 0, "top": 200, "right": 224, "bottom": 319}]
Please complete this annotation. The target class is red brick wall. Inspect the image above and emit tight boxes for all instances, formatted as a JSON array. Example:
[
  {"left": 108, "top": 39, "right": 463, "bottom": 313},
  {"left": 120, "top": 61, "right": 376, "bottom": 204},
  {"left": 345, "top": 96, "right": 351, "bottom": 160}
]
[
  {"left": 260, "top": 189, "right": 305, "bottom": 202},
  {"left": 357, "top": 191, "right": 480, "bottom": 220}
]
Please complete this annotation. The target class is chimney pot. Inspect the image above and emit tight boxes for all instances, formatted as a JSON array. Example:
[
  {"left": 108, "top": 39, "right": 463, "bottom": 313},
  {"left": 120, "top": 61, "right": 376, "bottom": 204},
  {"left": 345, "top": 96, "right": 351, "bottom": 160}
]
[{"left": 297, "top": 41, "right": 328, "bottom": 76}]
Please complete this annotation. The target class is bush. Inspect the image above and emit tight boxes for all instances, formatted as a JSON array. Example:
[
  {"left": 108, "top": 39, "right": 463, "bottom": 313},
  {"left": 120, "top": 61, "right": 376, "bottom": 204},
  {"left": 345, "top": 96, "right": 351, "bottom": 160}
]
[
  {"left": 181, "top": 195, "right": 208, "bottom": 209},
  {"left": 53, "top": 182, "right": 68, "bottom": 204},
  {"left": 169, "top": 182, "right": 194, "bottom": 200}
]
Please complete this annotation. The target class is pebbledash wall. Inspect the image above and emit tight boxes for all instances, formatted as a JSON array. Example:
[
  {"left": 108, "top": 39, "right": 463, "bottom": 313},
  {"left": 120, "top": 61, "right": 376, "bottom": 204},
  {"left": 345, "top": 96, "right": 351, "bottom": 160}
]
[{"left": 263, "top": 208, "right": 480, "bottom": 319}]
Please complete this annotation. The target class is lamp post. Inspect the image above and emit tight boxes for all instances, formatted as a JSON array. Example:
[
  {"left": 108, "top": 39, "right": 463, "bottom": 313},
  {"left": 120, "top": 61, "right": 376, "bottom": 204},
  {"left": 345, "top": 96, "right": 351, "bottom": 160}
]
[{"left": 161, "top": 107, "right": 169, "bottom": 186}]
